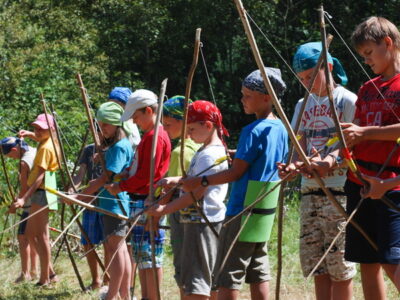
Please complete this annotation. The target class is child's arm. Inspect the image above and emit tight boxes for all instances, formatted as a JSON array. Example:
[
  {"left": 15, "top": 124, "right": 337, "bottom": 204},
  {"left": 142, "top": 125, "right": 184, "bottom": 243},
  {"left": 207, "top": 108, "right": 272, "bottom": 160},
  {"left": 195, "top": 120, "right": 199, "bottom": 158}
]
[
  {"left": 17, "top": 161, "right": 30, "bottom": 198},
  {"left": 106, "top": 135, "right": 158, "bottom": 195},
  {"left": 181, "top": 158, "right": 249, "bottom": 193},
  {"left": 18, "top": 130, "right": 40, "bottom": 142},
  {"left": 341, "top": 122, "right": 400, "bottom": 148},
  {"left": 8, "top": 161, "right": 30, "bottom": 213},
  {"left": 72, "top": 171, "right": 110, "bottom": 203},
  {"left": 276, "top": 132, "right": 307, "bottom": 180},
  {"left": 147, "top": 185, "right": 207, "bottom": 217},
  {"left": 11, "top": 167, "right": 45, "bottom": 209},
  {"left": 361, "top": 174, "right": 400, "bottom": 199}
]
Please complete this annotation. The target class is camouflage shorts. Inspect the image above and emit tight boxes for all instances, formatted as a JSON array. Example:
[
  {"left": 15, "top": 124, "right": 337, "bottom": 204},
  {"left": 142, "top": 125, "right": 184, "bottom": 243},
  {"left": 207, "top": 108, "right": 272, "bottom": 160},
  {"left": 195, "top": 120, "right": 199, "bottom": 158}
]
[{"left": 299, "top": 187, "right": 356, "bottom": 281}]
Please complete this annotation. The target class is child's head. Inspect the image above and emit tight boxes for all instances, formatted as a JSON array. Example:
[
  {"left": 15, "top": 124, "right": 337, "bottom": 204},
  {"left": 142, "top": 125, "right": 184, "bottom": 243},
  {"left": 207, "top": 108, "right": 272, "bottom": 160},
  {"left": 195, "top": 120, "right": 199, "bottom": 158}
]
[
  {"left": 292, "top": 42, "right": 348, "bottom": 95},
  {"left": 108, "top": 87, "right": 132, "bottom": 108},
  {"left": 121, "top": 89, "right": 158, "bottom": 132},
  {"left": 187, "top": 100, "right": 228, "bottom": 144},
  {"left": 0, "top": 137, "right": 29, "bottom": 159},
  {"left": 241, "top": 68, "right": 286, "bottom": 115},
  {"left": 97, "top": 101, "right": 127, "bottom": 144},
  {"left": 31, "top": 113, "right": 55, "bottom": 141},
  {"left": 162, "top": 95, "right": 191, "bottom": 139},
  {"left": 351, "top": 17, "right": 400, "bottom": 75}
]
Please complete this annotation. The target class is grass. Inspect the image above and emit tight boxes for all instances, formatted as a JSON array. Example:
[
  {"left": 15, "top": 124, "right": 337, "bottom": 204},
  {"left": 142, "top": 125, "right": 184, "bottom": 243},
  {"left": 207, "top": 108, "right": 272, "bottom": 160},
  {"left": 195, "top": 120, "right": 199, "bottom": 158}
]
[{"left": 0, "top": 200, "right": 399, "bottom": 299}]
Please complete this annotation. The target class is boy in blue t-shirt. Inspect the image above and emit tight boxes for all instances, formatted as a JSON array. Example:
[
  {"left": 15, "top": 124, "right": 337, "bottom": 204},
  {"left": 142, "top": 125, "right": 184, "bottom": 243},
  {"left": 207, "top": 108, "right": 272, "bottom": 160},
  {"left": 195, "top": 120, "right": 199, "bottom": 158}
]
[{"left": 181, "top": 68, "right": 288, "bottom": 300}]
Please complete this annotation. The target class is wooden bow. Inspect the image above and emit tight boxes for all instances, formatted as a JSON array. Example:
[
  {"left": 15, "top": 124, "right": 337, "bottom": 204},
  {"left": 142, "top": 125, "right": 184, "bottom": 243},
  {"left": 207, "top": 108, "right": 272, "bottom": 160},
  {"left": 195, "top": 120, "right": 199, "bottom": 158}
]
[
  {"left": 41, "top": 96, "right": 85, "bottom": 291},
  {"left": 179, "top": 28, "right": 219, "bottom": 238},
  {"left": 148, "top": 78, "right": 168, "bottom": 300}
]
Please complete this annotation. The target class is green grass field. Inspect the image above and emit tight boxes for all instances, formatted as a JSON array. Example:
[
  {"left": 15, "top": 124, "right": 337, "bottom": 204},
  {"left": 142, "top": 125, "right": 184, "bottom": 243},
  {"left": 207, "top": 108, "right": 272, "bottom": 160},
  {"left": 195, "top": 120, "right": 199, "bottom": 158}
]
[{"left": 0, "top": 200, "right": 398, "bottom": 299}]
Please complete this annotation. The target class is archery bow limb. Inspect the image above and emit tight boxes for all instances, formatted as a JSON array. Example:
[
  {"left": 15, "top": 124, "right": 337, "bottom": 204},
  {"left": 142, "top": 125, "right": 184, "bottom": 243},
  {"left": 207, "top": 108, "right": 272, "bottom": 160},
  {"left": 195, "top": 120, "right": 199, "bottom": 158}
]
[
  {"left": 275, "top": 34, "right": 333, "bottom": 300},
  {"left": 179, "top": 28, "right": 219, "bottom": 238},
  {"left": 320, "top": 6, "right": 400, "bottom": 215},
  {"left": 41, "top": 96, "right": 86, "bottom": 291},
  {"left": 180, "top": 28, "right": 201, "bottom": 173},
  {"left": 0, "top": 146, "right": 16, "bottom": 248},
  {"left": 307, "top": 8, "right": 400, "bottom": 278},
  {"left": 148, "top": 78, "right": 168, "bottom": 300},
  {"left": 233, "top": 0, "right": 377, "bottom": 252}
]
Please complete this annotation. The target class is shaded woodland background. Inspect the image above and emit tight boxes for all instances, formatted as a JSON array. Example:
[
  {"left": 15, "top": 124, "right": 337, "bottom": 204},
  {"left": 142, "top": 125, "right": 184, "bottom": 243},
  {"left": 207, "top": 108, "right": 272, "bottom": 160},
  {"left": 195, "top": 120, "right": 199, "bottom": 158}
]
[{"left": 0, "top": 0, "right": 399, "bottom": 167}]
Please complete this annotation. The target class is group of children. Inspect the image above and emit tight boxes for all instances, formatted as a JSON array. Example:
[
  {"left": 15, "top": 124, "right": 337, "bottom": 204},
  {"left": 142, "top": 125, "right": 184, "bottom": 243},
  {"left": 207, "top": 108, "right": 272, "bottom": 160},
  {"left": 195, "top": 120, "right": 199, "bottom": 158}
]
[{"left": 2, "top": 15, "right": 400, "bottom": 300}]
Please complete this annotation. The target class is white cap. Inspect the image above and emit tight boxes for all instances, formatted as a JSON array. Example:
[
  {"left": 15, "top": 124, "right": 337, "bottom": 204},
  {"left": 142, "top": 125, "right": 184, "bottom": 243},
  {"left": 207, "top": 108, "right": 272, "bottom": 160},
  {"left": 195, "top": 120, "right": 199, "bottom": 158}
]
[{"left": 120, "top": 89, "right": 158, "bottom": 121}]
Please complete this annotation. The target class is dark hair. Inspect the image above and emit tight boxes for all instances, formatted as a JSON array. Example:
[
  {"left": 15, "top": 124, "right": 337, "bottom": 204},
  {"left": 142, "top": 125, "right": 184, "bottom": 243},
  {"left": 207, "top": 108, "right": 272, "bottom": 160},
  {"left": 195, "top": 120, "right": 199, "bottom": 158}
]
[{"left": 138, "top": 104, "right": 158, "bottom": 114}]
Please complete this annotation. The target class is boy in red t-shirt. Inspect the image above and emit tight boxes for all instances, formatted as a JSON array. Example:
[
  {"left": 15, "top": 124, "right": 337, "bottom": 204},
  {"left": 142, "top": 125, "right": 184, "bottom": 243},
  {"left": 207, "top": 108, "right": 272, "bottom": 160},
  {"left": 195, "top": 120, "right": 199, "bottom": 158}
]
[
  {"left": 105, "top": 89, "right": 171, "bottom": 300},
  {"left": 315, "top": 17, "right": 400, "bottom": 298}
]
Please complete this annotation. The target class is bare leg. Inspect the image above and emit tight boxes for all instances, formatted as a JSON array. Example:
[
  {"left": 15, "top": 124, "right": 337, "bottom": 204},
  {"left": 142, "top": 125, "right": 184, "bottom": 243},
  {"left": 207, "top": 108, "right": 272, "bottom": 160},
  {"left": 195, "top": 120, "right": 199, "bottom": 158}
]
[
  {"left": 119, "top": 243, "right": 132, "bottom": 299},
  {"left": 360, "top": 263, "right": 386, "bottom": 300},
  {"left": 105, "top": 235, "right": 126, "bottom": 300},
  {"left": 183, "top": 294, "right": 209, "bottom": 300},
  {"left": 83, "top": 243, "right": 101, "bottom": 289},
  {"left": 144, "top": 267, "right": 163, "bottom": 300},
  {"left": 15, "top": 234, "right": 31, "bottom": 282},
  {"left": 29, "top": 238, "right": 38, "bottom": 278},
  {"left": 127, "top": 244, "right": 136, "bottom": 289},
  {"left": 395, "top": 264, "right": 400, "bottom": 290},
  {"left": 217, "top": 287, "right": 240, "bottom": 300},
  {"left": 332, "top": 278, "right": 353, "bottom": 300},
  {"left": 249, "top": 281, "right": 269, "bottom": 300},
  {"left": 209, "top": 290, "right": 217, "bottom": 300},
  {"left": 139, "top": 269, "right": 148, "bottom": 299},
  {"left": 382, "top": 263, "right": 400, "bottom": 292},
  {"left": 314, "top": 274, "right": 332, "bottom": 300},
  {"left": 26, "top": 203, "right": 51, "bottom": 285}
]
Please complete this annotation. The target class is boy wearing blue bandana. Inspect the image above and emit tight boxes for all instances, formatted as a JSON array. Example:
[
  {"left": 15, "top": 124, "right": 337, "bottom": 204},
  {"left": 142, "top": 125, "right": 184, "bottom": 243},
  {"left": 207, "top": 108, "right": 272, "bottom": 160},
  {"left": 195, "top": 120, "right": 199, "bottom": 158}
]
[
  {"left": 180, "top": 68, "right": 288, "bottom": 300},
  {"left": 278, "top": 42, "right": 357, "bottom": 300}
]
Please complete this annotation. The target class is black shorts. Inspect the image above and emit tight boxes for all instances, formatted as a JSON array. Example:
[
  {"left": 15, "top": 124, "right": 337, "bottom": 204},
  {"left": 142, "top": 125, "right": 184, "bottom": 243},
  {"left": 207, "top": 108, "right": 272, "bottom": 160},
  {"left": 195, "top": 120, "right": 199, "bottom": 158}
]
[
  {"left": 17, "top": 211, "right": 29, "bottom": 235},
  {"left": 102, "top": 215, "right": 128, "bottom": 238},
  {"left": 345, "top": 180, "right": 400, "bottom": 264}
]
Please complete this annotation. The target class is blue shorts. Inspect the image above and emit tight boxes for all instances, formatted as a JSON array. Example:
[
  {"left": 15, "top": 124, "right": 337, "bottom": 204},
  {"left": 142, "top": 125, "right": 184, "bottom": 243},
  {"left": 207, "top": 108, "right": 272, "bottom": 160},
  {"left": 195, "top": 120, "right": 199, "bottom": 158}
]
[
  {"left": 81, "top": 210, "right": 104, "bottom": 245},
  {"left": 17, "top": 211, "right": 29, "bottom": 235},
  {"left": 345, "top": 180, "right": 400, "bottom": 264},
  {"left": 130, "top": 198, "right": 165, "bottom": 269}
]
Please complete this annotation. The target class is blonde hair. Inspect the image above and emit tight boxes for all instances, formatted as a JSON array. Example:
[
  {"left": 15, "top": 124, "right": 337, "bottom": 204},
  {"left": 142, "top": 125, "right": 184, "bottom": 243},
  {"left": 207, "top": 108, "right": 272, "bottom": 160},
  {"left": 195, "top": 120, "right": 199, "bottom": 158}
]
[{"left": 351, "top": 17, "right": 400, "bottom": 49}]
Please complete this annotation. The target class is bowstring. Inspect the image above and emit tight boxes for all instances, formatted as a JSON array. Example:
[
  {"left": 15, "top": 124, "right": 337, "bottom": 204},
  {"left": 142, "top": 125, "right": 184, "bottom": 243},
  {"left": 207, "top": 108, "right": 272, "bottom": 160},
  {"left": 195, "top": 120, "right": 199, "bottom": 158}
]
[
  {"left": 246, "top": 10, "right": 338, "bottom": 158},
  {"left": 51, "top": 111, "right": 84, "bottom": 144},
  {"left": 199, "top": 42, "right": 217, "bottom": 106},
  {"left": 44, "top": 102, "right": 74, "bottom": 151}
]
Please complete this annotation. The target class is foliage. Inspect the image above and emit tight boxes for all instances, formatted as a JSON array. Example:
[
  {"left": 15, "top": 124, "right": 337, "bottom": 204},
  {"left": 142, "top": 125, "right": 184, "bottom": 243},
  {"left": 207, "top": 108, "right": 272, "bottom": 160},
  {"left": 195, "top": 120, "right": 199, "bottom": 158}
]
[{"left": 1, "top": 0, "right": 399, "bottom": 150}]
